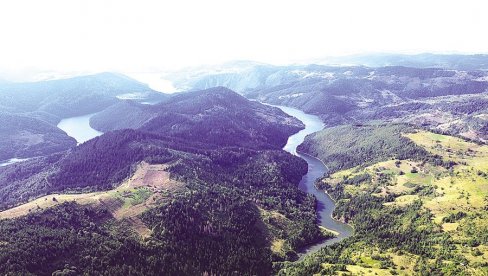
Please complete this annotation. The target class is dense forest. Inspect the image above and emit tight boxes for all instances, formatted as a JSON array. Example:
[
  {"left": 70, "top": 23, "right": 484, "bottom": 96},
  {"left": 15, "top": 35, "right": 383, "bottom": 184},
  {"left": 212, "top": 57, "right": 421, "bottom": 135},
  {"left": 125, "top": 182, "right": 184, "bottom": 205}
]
[
  {"left": 0, "top": 86, "right": 304, "bottom": 209},
  {"left": 1, "top": 56, "right": 488, "bottom": 275},
  {"left": 91, "top": 87, "right": 303, "bottom": 150},
  {"left": 0, "top": 134, "right": 323, "bottom": 274},
  {"left": 0, "top": 195, "right": 271, "bottom": 275},
  {"left": 0, "top": 88, "right": 325, "bottom": 275}
]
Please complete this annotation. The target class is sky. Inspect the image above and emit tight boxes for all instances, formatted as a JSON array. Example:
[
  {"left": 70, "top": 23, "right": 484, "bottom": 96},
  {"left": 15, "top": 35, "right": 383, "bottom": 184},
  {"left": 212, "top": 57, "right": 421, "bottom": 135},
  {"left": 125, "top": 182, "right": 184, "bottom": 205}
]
[{"left": 0, "top": 0, "right": 487, "bottom": 81}]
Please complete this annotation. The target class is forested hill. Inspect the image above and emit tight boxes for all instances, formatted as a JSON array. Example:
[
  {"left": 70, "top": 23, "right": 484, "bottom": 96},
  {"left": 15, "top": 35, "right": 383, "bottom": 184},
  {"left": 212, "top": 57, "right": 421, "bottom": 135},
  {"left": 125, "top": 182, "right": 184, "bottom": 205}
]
[
  {"left": 0, "top": 86, "right": 322, "bottom": 275},
  {"left": 0, "top": 112, "right": 76, "bottom": 161},
  {"left": 91, "top": 86, "right": 303, "bottom": 149},
  {"left": 0, "top": 87, "right": 303, "bottom": 208},
  {"left": 297, "top": 124, "right": 437, "bottom": 173}
]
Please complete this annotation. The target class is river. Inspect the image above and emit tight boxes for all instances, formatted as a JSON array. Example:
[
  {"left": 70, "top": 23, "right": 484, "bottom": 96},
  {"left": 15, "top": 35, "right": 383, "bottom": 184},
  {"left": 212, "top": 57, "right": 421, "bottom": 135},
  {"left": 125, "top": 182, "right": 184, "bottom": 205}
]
[
  {"left": 57, "top": 113, "right": 103, "bottom": 144},
  {"left": 274, "top": 105, "right": 354, "bottom": 257}
]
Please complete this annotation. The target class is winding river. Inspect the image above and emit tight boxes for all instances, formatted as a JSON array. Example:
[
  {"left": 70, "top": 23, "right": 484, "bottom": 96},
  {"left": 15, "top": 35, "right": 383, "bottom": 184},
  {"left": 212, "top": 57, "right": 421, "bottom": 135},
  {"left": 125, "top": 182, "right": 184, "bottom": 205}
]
[
  {"left": 274, "top": 105, "right": 354, "bottom": 257},
  {"left": 57, "top": 113, "right": 103, "bottom": 144}
]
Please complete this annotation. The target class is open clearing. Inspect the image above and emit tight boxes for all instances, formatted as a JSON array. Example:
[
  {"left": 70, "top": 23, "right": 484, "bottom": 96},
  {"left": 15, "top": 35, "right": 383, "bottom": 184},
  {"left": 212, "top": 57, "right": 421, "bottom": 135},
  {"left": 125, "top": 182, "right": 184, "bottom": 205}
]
[{"left": 0, "top": 162, "right": 185, "bottom": 237}]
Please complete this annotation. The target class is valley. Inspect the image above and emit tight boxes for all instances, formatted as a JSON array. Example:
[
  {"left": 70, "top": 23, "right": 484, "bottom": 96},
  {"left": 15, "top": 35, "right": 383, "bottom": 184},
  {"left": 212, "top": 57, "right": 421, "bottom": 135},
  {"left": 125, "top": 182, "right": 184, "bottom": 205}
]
[
  {"left": 0, "top": 73, "right": 166, "bottom": 161},
  {"left": 1, "top": 0, "right": 487, "bottom": 274},
  {"left": 275, "top": 104, "right": 353, "bottom": 257},
  {"left": 0, "top": 54, "right": 487, "bottom": 275},
  {"left": 0, "top": 87, "right": 323, "bottom": 275},
  {"left": 169, "top": 62, "right": 488, "bottom": 143}
]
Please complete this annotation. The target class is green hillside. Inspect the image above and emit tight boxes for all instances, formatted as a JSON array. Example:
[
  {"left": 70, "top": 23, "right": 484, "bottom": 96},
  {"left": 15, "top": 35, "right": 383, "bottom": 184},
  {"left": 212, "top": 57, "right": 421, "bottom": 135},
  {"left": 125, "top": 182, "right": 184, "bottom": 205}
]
[{"left": 280, "top": 130, "right": 488, "bottom": 275}]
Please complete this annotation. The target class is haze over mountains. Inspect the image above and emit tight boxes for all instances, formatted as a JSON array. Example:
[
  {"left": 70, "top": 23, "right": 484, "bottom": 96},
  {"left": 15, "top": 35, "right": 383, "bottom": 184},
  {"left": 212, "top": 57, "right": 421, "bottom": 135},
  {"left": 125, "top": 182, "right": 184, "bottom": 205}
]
[{"left": 316, "top": 53, "right": 488, "bottom": 70}]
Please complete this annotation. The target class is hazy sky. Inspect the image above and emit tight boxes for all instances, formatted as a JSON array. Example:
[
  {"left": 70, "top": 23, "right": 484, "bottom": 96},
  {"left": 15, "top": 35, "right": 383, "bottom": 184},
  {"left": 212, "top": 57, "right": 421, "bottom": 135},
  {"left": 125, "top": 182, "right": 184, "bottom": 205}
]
[{"left": 0, "top": 0, "right": 487, "bottom": 79}]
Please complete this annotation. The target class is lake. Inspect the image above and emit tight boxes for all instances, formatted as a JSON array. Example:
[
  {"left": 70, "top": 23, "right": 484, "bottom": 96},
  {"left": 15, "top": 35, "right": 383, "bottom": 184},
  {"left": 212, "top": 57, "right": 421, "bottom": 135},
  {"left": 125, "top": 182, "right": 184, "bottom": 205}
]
[{"left": 57, "top": 113, "right": 103, "bottom": 144}]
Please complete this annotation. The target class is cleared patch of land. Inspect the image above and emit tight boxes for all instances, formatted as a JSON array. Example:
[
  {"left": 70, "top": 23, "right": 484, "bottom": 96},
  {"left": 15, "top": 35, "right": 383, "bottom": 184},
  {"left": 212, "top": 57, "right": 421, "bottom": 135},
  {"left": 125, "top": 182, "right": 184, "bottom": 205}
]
[{"left": 0, "top": 162, "right": 185, "bottom": 237}]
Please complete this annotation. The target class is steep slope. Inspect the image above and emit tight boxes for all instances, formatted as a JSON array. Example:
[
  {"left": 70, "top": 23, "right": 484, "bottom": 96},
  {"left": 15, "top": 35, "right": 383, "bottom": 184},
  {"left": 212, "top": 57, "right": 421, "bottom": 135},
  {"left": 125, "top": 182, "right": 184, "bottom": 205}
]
[
  {"left": 0, "top": 128, "right": 317, "bottom": 274},
  {"left": 89, "top": 100, "right": 157, "bottom": 131},
  {"left": 0, "top": 87, "right": 304, "bottom": 207}
]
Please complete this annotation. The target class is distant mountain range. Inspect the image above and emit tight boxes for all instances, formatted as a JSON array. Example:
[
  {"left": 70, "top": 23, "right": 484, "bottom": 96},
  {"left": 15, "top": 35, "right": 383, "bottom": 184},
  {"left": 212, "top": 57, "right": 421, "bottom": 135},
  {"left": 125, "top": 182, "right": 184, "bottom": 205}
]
[
  {"left": 3, "top": 54, "right": 487, "bottom": 161},
  {"left": 316, "top": 53, "right": 488, "bottom": 70},
  {"left": 0, "top": 72, "right": 166, "bottom": 118},
  {"left": 166, "top": 57, "right": 488, "bottom": 142}
]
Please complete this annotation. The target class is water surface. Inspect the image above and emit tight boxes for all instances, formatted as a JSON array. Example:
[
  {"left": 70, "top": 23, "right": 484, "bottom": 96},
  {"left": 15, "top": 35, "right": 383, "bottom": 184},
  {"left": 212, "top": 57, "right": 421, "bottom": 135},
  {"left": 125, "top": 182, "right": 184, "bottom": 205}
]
[
  {"left": 274, "top": 104, "right": 354, "bottom": 257},
  {"left": 57, "top": 113, "right": 103, "bottom": 144},
  {"left": 2, "top": 114, "right": 102, "bottom": 167}
]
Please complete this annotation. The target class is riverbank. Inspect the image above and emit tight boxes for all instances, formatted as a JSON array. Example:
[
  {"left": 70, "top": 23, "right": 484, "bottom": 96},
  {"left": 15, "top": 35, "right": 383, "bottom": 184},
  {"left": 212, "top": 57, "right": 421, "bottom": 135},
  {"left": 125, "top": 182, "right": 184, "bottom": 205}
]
[{"left": 272, "top": 104, "right": 354, "bottom": 258}]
